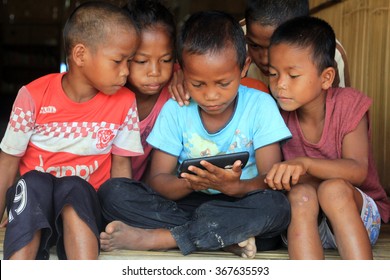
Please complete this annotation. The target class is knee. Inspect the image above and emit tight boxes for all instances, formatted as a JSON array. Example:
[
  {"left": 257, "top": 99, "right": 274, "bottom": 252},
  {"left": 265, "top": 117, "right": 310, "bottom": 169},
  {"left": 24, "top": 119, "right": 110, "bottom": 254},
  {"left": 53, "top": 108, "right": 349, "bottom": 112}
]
[
  {"left": 58, "top": 175, "right": 95, "bottom": 198},
  {"left": 269, "top": 191, "right": 290, "bottom": 214},
  {"left": 16, "top": 171, "right": 53, "bottom": 197},
  {"left": 97, "top": 178, "right": 125, "bottom": 206},
  {"left": 97, "top": 178, "right": 143, "bottom": 209},
  {"left": 288, "top": 184, "right": 318, "bottom": 210},
  {"left": 269, "top": 191, "right": 291, "bottom": 223},
  {"left": 250, "top": 190, "right": 291, "bottom": 222},
  {"left": 317, "top": 178, "right": 354, "bottom": 211},
  {"left": 21, "top": 170, "right": 51, "bottom": 188},
  {"left": 285, "top": 185, "right": 320, "bottom": 222}
]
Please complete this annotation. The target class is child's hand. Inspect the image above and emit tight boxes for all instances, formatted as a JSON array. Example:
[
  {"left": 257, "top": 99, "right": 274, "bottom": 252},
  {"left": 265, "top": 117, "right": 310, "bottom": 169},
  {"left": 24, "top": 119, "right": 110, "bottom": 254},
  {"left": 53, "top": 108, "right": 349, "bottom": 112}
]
[
  {"left": 168, "top": 69, "right": 190, "bottom": 106},
  {"left": 180, "top": 160, "right": 243, "bottom": 196},
  {"left": 264, "top": 158, "right": 309, "bottom": 191},
  {"left": 0, "top": 213, "right": 8, "bottom": 227}
]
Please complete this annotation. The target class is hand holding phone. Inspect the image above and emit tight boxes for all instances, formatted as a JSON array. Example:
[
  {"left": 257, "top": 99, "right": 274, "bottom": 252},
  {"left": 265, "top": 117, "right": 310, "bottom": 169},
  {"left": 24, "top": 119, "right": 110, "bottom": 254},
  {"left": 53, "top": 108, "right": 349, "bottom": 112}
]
[{"left": 178, "top": 152, "right": 249, "bottom": 177}]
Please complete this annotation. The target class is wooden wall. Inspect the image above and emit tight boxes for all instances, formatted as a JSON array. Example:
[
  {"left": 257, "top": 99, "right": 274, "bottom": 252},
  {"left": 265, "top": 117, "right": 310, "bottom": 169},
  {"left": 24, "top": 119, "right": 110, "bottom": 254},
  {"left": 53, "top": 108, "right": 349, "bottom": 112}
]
[{"left": 310, "top": 0, "right": 390, "bottom": 195}]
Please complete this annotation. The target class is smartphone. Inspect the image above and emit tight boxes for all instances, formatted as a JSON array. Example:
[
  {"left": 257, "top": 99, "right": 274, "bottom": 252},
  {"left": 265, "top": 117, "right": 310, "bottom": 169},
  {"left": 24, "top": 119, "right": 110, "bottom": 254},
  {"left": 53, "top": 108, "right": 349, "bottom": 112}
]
[{"left": 178, "top": 151, "right": 249, "bottom": 177}]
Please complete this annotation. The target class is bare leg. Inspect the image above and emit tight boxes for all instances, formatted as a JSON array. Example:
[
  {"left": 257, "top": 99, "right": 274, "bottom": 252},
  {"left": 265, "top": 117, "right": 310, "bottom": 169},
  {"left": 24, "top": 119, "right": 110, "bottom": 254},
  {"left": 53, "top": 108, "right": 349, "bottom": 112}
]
[
  {"left": 223, "top": 237, "right": 257, "bottom": 258},
  {"left": 100, "top": 220, "right": 177, "bottom": 252},
  {"left": 9, "top": 230, "right": 41, "bottom": 260},
  {"left": 62, "top": 205, "right": 99, "bottom": 260},
  {"left": 287, "top": 184, "right": 324, "bottom": 259},
  {"left": 319, "top": 179, "right": 373, "bottom": 259}
]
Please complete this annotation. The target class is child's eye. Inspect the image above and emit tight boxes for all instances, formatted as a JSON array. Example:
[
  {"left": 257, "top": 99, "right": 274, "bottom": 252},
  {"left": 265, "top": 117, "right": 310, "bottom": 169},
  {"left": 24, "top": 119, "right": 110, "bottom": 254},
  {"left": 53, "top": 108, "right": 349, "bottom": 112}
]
[
  {"left": 219, "top": 82, "right": 230, "bottom": 88},
  {"left": 268, "top": 72, "right": 277, "bottom": 77},
  {"left": 290, "top": 74, "right": 300, "bottom": 79},
  {"left": 247, "top": 43, "right": 260, "bottom": 50},
  {"left": 134, "top": 60, "right": 146, "bottom": 64},
  {"left": 162, "top": 58, "right": 173, "bottom": 63},
  {"left": 191, "top": 83, "right": 202, "bottom": 88}
]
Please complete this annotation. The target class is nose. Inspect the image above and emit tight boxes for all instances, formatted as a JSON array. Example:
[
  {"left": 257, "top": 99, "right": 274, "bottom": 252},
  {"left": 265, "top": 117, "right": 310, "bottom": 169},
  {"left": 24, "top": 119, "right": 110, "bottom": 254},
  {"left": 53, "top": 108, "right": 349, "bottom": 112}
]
[
  {"left": 121, "top": 62, "right": 129, "bottom": 77},
  {"left": 204, "top": 89, "right": 219, "bottom": 101},
  {"left": 147, "top": 62, "right": 161, "bottom": 77},
  {"left": 259, "top": 48, "right": 269, "bottom": 68},
  {"left": 276, "top": 75, "right": 287, "bottom": 90}
]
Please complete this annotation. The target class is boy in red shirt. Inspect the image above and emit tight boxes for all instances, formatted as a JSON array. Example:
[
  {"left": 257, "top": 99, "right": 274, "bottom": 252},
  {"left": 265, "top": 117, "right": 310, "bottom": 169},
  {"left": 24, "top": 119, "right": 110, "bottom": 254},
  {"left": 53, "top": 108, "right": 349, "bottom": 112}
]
[{"left": 0, "top": 1, "right": 142, "bottom": 259}]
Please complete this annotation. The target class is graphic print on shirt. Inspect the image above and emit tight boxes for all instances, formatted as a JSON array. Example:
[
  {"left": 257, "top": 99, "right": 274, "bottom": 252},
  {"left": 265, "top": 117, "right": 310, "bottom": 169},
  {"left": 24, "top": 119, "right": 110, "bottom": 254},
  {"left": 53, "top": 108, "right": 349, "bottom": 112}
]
[
  {"left": 183, "top": 131, "right": 254, "bottom": 158},
  {"left": 183, "top": 132, "right": 220, "bottom": 157},
  {"left": 8, "top": 179, "right": 28, "bottom": 223},
  {"left": 230, "top": 129, "right": 253, "bottom": 151},
  {"left": 96, "top": 128, "right": 115, "bottom": 149},
  {"left": 35, "top": 154, "right": 99, "bottom": 182}
]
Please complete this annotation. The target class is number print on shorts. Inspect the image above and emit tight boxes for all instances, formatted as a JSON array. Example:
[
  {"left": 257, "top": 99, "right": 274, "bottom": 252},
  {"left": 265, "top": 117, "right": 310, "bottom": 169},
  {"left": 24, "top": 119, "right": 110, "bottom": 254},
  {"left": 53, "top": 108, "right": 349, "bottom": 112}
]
[{"left": 9, "top": 179, "right": 28, "bottom": 223}]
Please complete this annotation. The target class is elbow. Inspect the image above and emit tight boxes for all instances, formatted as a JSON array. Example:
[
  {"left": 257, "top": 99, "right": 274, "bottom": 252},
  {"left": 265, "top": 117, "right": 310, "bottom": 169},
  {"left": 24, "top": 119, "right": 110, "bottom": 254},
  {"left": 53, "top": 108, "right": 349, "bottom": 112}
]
[{"left": 353, "top": 163, "right": 368, "bottom": 186}]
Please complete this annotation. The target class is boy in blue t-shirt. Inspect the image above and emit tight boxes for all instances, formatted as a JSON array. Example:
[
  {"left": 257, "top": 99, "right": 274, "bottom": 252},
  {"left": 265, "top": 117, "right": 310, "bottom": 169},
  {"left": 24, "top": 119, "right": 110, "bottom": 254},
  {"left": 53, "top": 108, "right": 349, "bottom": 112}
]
[{"left": 98, "top": 10, "right": 291, "bottom": 258}]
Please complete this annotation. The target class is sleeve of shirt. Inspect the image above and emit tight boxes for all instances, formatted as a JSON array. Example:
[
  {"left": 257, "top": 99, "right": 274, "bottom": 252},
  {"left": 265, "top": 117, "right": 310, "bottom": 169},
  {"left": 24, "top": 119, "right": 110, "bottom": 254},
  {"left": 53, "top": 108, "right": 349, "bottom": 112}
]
[
  {"left": 111, "top": 101, "right": 144, "bottom": 156},
  {"left": 0, "top": 87, "right": 36, "bottom": 156},
  {"left": 146, "top": 99, "right": 184, "bottom": 157},
  {"left": 338, "top": 88, "right": 372, "bottom": 137}
]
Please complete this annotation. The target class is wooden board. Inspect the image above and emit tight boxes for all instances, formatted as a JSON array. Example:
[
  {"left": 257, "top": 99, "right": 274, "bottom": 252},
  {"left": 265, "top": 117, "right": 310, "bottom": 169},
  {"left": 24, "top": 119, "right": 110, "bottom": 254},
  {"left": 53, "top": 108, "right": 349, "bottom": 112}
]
[{"left": 0, "top": 223, "right": 389, "bottom": 260}]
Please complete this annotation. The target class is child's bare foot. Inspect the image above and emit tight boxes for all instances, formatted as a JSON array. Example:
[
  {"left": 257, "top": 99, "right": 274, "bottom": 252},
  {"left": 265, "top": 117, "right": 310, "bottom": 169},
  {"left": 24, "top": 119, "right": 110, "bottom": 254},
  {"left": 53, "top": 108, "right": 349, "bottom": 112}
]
[
  {"left": 100, "top": 221, "right": 176, "bottom": 252},
  {"left": 224, "top": 237, "right": 257, "bottom": 258}
]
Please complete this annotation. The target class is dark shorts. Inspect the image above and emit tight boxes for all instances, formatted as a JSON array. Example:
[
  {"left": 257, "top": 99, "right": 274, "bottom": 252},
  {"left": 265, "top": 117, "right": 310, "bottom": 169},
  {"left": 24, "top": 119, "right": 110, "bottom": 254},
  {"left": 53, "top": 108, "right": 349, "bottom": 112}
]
[
  {"left": 4, "top": 170, "right": 102, "bottom": 260},
  {"left": 98, "top": 178, "right": 290, "bottom": 255}
]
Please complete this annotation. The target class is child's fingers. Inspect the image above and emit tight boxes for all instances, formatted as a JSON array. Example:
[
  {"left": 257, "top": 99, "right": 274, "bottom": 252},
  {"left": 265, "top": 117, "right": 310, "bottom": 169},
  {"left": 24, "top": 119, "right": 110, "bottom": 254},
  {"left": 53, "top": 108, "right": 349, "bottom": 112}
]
[
  {"left": 291, "top": 168, "right": 302, "bottom": 186},
  {"left": 174, "top": 70, "right": 190, "bottom": 102},
  {"left": 264, "top": 165, "right": 278, "bottom": 189},
  {"left": 0, "top": 218, "right": 8, "bottom": 228},
  {"left": 231, "top": 160, "right": 243, "bottom": 173},
  {"left": 281, "top": 172, "right": 292, "bottom": 191},
  {"left": 168, "top": 70, "right": 190, "bottom": 106},
  {"left": 168, "top": 75, "right": 184, "bottom": 106}
]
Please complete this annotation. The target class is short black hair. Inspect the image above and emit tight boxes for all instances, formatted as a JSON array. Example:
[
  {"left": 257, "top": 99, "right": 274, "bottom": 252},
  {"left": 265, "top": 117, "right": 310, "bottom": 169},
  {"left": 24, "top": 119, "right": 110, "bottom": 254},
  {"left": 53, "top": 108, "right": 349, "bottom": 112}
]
[
  {"left": 63, "top": 1, "right": 137, "bottom": 57},
  {"left": 270, "top": 16, "right": 336, "bottom": 73},
  {"left": 245, "top": 0, "right": 309, "bottom": 27},
  {"left": 177, "top": 10, "right": 247, "bottom": 70},
  {"left": 125, "top": 0, "right": 176, "bottom": 43}
]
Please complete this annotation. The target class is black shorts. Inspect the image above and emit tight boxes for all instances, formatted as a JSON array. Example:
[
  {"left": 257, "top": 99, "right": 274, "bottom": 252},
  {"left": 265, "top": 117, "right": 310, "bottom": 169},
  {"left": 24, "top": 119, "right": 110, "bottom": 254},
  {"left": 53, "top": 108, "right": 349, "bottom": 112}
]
[{"left": 4, "top": 170, "right": 102, "bottom": 260}]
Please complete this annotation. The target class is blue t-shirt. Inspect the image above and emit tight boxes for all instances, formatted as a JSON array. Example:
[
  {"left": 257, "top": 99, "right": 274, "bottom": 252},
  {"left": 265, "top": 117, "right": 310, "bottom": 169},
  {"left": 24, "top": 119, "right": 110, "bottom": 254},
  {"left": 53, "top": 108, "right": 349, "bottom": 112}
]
[{"left": 147, "top": 85, "right": 291, "bottom": 193}]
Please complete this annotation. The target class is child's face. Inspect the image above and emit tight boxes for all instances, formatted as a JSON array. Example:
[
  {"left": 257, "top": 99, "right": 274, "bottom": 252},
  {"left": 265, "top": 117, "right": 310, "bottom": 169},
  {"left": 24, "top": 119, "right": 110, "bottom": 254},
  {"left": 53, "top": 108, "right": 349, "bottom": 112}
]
[
  {"left": 83, "top": 28, "right": 139, "bottom": 95},
  {"left": 127, "top": 26, "right": 174, "bottom": 96},
  {"left": 245, "top": 22, "right": 276, "bottom": 76},
  {"left": 182, "top": 46, "right": 248, "bottom": 117},
  {"left": 268, "top": 43, "right": 326, "bottom": 111}
]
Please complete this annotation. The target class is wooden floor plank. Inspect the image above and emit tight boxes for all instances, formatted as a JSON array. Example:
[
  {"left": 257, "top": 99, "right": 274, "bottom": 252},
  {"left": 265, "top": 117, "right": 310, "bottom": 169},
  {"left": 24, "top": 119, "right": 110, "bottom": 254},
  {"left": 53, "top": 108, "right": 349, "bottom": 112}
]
[{"left": 0, "top": 223, "right": 389, "bottom": 260}]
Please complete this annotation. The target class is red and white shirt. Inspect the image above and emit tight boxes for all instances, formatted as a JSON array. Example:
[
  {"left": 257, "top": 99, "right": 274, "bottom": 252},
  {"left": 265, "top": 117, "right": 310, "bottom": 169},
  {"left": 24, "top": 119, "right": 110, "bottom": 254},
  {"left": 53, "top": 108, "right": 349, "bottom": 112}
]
[{"left": 0, "top": 73, "right": 143, "bottom": 190}]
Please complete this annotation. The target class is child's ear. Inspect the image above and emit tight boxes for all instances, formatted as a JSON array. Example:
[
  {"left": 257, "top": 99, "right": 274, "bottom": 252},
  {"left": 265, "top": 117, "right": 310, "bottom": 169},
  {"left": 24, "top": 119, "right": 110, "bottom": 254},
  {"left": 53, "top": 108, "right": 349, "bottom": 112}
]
[
  {"left": 321, "top": 66, "right": 336, "bottom": 90},
  {"left": 240, "top": 56, "right": 252, "bottom": 78},
  {"left": 72, "top": 44, "right": 87, "bottom": 66}
]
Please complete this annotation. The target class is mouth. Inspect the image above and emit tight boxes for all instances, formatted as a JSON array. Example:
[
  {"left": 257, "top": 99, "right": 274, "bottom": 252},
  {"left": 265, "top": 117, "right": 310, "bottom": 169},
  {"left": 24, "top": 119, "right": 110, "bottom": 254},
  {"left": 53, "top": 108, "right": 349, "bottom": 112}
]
[
  {"left": 144, "top": 83, "right": 162, "bottom": 91},
  {"left": 276, "top": 95, "right": 292, "bottom": 103},
  {"left": 203, "top": 104, "right": 223, "bottom": 111}
]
